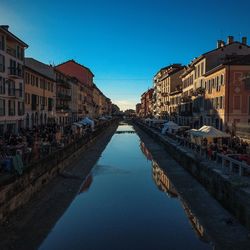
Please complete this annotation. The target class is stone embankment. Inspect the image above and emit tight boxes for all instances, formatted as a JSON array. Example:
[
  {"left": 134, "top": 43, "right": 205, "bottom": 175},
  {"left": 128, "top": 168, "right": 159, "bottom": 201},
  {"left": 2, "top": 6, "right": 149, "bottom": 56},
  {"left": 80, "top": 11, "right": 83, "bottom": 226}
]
[
  {"left": 135, "top": 121, "right": 250, "bottom": 230},
  {"left": 0, "top": 119, "right": 118, "bottom": 222}
]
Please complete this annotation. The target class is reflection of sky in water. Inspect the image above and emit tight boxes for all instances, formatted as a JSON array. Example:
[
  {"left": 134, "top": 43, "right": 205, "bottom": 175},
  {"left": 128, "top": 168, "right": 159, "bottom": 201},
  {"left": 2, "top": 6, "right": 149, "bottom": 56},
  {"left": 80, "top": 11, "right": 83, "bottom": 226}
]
[
  {"left": 39, "top": 125, "right": 212, "bottom": 250},
  {"left": 116, "top": 123, "right": 135, "bottom": 132}
]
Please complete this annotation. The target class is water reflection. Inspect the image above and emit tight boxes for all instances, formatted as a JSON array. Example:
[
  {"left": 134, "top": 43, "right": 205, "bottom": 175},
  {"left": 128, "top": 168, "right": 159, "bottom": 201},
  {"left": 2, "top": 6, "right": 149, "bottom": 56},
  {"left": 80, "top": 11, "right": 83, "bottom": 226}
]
[
  {"left": 140, "top": 141, "right": 210, "bottom": 244},
  {"left": 78, "top": 174, "right": 93, "bottom": 194},
  {"left": 152, "top": 160, "right": 178, "bottom": 198},
  {"left": 39, "top": 125, "right": 212, "bottom": 250}
]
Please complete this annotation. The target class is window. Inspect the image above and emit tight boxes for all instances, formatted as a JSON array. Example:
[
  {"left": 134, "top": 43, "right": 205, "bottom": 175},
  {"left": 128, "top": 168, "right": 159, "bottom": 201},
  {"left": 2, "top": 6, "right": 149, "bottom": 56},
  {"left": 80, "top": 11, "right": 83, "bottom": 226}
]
[
  {"left": 51, "top": 82, "right": 53, "bottom": 92},
  {"left": 219, "top": 96, "right": 223, "bottom": 109},
  {"left": 8, "top": 100, "right": 15, "bottom": 116},
  {"left": 8, "top": 80, "right": 15, "bottom": 96},
  {"left": 18, "top": 102, "right": 24, "bottom": 115},
  {"left": 201, "top": 62, "right": 204, "bottom": 75},
  {"left": 25, "top": 93, "right": 28, "bottom": 104},
  {"left": 0, "top": 77, "right": 5, "bottom": 94},
  {"left": 233, "top": 96, "right": 241, "bottom": 110},
  {"left": 40, "top": 78, "right": 45, "bottom": 89},
  {"left": 244, "top": 78, "right": 250, "bottom": 90},
  {"left": 31, "top": 75, "right": 35, "bottom": 86},
  {"left": 25, "top": 72, "right": 30, "bottom": 84},
  {"left": 19, "top": 82, "right": 23, "bottom": 97},
  {"left": 0, "top": 35, "right": 4, "bottom": 51},
  {"left": 16, "top": 45, "right": 21, "bottom": 60},
  {"left": 36, "top": 77, "right": 38, "bottom": 87},
  {"left": 221, "top": 74, "right": 224, "bottom": 85},
  {"left": 48, "top": 98, "right": 53, "bottom": 111},
  {"left": 31, "top": 94, "right": 37, "bottom": 111},
  {"left": 0, "top": 99, "right": 5, "bottom": 116},
  {"left": 0, "top": 54, "right": 5, "bottom": 72}
]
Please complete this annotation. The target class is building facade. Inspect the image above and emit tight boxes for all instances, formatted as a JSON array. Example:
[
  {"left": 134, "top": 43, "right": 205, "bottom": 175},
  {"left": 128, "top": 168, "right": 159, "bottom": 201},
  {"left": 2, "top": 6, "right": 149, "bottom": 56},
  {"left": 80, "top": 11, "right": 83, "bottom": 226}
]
[
  {"left": 56, "top": 60, "right": 95, "bottom": 118},
  {"left": 203, "top": 55, "right": 250, "bottom": 139},
  {"left": 24, "top": 58, "right": 56, "bottom": 128},
  {"left": 0, "top": 25, "right": 28, "bottom": 134}
]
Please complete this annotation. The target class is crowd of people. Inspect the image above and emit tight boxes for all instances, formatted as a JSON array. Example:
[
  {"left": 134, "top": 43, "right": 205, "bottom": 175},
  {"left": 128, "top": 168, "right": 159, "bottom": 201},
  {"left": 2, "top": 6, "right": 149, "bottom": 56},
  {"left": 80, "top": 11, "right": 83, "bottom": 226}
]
[{"left": 0, "top": 122, "right": 96, "bottom": 174}]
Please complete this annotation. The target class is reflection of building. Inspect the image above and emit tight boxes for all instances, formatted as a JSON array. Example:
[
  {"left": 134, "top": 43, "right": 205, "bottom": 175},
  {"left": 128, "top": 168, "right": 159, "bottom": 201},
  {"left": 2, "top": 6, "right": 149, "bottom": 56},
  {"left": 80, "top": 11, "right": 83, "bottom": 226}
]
[
  {"left": 79, "top": 174, "right": 93, "bottom": 193},
  {"left": 151, "top": 160, "right": 209, "bottom": 242},
  {"left": 181, "top": 198, "right": 209, "bottom": 243},
  {"left": 152, "top": 160, "right": 178, "bottom": 197},
  {"left": 140, "top": 141, "right": 153, "bottom": 161},
  {"left": 0, "top": 25, "right": 28, "bottom": 134}
]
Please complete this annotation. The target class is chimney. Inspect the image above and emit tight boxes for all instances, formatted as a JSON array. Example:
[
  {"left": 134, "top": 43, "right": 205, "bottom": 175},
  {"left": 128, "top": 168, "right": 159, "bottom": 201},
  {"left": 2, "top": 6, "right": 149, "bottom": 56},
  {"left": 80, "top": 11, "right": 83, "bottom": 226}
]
[
  {"left": 217, "top": 40, "right": 225, "bottom": 48},
  {"left": 242, "top": 36, "right": 247, "bottom": 45},
  {"left": 0, "top": 25, "right": 9, "bottom": 30},
  {"left": 227, "top": 36, "right": 234, "bottom": 44}
]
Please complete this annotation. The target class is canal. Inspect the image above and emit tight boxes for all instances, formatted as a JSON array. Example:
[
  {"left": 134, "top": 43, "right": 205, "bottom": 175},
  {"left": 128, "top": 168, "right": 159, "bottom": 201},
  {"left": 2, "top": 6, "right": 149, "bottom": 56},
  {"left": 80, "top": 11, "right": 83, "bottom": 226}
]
[{"left": 39, "top": 123, "right": 212, "bottom": 250}]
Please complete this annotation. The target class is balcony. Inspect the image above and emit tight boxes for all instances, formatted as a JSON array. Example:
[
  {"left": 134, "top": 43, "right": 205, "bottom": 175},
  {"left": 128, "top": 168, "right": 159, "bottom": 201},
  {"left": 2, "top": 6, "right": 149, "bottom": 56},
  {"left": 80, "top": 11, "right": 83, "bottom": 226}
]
[
  {"left": 8, "top": 67, "right": 22, "bottom": 79},
  {"left": 56, "top": 105, "right": 70, "bottom": 111},
  {"left": 193, "top": 87, "right": 205, "bottom": 97},
  {"left": 56, "top": 79, "right": 71, "bottom": 89},
  {"left": 181, "top": 96, "right": 192, "bottom": 103},
  {"left": 57, "top": 93, "right": 71, "bottom": 101}
]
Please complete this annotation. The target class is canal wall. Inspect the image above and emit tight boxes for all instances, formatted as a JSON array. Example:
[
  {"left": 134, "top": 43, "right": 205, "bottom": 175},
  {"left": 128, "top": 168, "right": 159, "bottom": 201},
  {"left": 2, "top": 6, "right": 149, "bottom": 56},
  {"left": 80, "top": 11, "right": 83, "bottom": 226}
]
[
  {"left": 135, "top": 121, "right": 250, "bottom": 230},
  {"left": 0, "top": 120, "right": 118, "bottom": 222}
]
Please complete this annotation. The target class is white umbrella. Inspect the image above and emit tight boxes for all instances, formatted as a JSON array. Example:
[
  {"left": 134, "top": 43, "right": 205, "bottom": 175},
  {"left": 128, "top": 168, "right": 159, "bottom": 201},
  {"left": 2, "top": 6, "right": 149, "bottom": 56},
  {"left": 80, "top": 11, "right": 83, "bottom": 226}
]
[{"left": 198, "top": 125, "right": 230, "bottom": 138}]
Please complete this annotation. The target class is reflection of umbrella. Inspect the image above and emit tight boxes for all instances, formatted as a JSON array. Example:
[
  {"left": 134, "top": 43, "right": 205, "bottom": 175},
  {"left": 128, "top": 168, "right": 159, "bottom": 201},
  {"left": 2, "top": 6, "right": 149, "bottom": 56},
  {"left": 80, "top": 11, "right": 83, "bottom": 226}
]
[{"left": 79, "top": 175, "right": 93, "bottom": 193}]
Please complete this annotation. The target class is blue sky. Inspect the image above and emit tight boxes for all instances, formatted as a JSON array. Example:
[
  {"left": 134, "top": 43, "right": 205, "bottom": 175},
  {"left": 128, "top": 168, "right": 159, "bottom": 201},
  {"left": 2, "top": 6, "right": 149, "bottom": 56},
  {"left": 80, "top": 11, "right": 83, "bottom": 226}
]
[{"left": 1, "top": 0, "right": 250, "bottom": 110}]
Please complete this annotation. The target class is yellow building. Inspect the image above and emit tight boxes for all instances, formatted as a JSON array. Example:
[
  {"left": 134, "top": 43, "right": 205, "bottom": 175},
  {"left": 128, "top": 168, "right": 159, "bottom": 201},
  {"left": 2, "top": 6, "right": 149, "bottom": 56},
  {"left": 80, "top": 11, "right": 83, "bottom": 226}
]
[
  {"left": 24, "top": 58, "right": 55, "bottom": 128},
  {"left": 153, "top": 65, "right": 184, "bottom": 118}
]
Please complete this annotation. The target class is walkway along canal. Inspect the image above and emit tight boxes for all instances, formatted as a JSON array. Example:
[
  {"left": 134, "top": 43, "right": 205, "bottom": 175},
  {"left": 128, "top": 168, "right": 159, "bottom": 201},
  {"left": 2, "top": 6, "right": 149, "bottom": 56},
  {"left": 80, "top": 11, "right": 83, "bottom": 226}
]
[{"left": 39, "top": 123, "right": 214, "bottom": 250}]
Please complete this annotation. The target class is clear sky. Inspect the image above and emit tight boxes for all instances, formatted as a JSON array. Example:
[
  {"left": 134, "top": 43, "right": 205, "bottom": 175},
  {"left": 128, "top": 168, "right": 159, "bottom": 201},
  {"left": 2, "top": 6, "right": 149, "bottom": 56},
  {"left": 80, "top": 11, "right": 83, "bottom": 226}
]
[{"left": 1, "top": 0, "right": 250, "bottom": 110}]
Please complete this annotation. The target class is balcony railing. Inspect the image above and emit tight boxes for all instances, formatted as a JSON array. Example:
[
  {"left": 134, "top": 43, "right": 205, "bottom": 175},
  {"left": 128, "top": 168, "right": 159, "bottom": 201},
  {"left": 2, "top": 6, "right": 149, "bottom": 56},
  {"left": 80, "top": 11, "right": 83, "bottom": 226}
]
[
  {"left": 56, "top": 105, "right": 70, "bottom": 111},
  {"left": 56, "top": 79, "right": 71, "bottom": 89},
  {"left": 57, "top": 93, "right": 71, "bottom": 100},
  {"left": 181, "top": 96, "right": 192, "bottom": 103},
  {"left": 8, "top": 67, "right": 22, "bottom": 78},
  {"left": 193, "top": 87, "right": 205, "bottom": 97}
]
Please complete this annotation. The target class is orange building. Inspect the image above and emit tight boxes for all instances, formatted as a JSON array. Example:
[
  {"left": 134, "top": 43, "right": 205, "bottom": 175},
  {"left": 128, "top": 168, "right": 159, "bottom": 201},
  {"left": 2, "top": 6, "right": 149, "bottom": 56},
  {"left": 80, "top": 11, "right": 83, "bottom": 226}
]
[
  {"left": 140, "top": 88, "right": 154, "bottom": 118},
  {"left": 203, "top": 54, "right": 250, "bottom": 138}
]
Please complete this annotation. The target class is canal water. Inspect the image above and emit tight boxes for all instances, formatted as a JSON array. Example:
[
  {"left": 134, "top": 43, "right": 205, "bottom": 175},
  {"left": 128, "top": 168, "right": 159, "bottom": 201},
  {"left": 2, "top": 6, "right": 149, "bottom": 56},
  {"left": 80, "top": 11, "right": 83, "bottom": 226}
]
[{"left": 39, "top": 124, "right": 212, "bottom": 250}]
